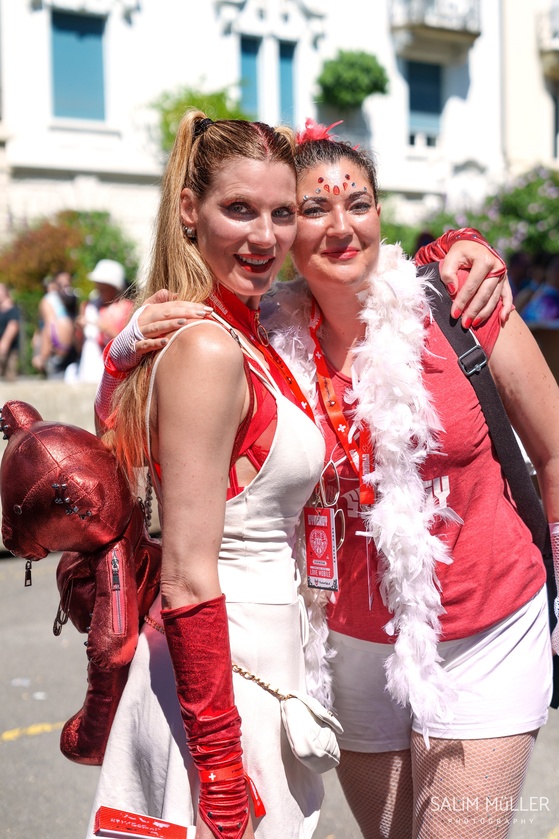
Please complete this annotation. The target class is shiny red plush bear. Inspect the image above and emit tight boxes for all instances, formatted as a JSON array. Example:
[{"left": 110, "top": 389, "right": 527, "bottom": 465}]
[{"left": 0, "top": 400, "right": 161, "bottom": 765}]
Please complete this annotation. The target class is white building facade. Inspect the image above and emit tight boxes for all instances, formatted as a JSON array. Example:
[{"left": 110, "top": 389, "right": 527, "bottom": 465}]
[{"left": 0, "top": 0, "right": 558, "bottom": 265}]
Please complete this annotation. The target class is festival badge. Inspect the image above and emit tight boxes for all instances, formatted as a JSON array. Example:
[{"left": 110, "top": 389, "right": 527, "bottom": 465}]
[{"left": 304, "top": 505, "right": 339, "bottom": 591}]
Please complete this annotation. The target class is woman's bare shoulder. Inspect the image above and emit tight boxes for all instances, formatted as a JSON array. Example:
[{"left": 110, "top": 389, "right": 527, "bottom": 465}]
[{"left": 157, "top": 318, "right": 244, "bottom": 382}]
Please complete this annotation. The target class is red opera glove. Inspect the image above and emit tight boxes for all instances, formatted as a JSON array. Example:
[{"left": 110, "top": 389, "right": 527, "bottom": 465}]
[{"left": 162, "top": 595, "right": 253, "bottom": 839}]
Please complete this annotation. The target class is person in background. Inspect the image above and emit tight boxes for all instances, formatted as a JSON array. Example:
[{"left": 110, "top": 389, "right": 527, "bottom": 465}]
[
  {"left": 520, "top": 253, "right": 559, "bottom": 324},
  {"left": 0, "top": 283, "right": 21, "bottom": 381},
  {"left": 413, "top": 229, "right": 435, "bottom": 252},
  {"left": 32, "top": 271, "right": 78, "bottom": 379},
  {"left": 507, "top": 250, "right": 533, "bottom": 298},
  {"left": 67, "top": 259, "right": 133, "bottom": 383}
]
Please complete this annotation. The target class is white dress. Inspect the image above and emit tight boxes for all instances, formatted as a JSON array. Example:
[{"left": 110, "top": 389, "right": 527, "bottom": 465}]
[{"left": 85, "top": 321, "right": 326, "bottom": 839}]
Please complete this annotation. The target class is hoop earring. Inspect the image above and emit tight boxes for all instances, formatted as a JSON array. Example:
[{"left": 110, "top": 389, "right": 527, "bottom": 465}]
[{"left": 183, "top": 225, "right": 197, "bottom": 241}]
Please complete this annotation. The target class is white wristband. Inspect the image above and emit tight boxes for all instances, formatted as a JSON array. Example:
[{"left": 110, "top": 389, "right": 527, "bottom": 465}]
[
  {"left": 109, "top": 305, "right": 147, "bottom": 373},
  {"left": 130, "top": 305, "right": 147, "bottom": 344}
]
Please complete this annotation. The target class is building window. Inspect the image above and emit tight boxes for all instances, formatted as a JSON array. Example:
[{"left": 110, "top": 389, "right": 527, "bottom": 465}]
[
  {"left": 51, "top": 11, "right": 105, "bottom": 121},
  {"left": 279, "top": 41, "right": 296, "bottom": 125},
  {"left": 240, "top": 36, "right": 261, "bottom": 118},
  {"left": 407, "top": 60, "right": 442, "bottom": 146}
]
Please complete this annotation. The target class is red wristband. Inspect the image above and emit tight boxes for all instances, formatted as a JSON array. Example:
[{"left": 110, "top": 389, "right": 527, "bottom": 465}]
[{"left": 198, "top": 761, "right": 245, "bottom": 784}]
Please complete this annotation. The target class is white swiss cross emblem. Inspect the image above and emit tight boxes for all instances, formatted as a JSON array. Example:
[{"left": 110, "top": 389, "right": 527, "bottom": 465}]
[{"left": 338, "top": 424, "right": 347, "bottom": 433}]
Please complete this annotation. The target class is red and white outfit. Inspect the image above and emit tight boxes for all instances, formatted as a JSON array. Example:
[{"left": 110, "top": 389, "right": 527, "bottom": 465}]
[
  {"left": 87, "top": 291, "right": 326, "bottom": 838},
  {"left": 270, "top": 245, "right": 552, "bottom": 746}
]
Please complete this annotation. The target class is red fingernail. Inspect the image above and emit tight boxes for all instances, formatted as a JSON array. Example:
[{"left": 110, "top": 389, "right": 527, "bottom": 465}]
[
  {"left": 472, "top": 316, "right": 482, "bottom": 328},
  {"left": 447, "top": 283, "right": 456, "bottom": 295},
  {"left": 451, "top": 306, "right": 461, "bottom": 319},
  {"left": 462, "top": 316, "right": 472, "bottom": 329}
]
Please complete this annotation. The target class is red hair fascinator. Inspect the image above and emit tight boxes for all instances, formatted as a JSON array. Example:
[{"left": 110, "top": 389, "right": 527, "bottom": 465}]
[{"left": 296, "top": 118, "right": 343, "bottom": 144}]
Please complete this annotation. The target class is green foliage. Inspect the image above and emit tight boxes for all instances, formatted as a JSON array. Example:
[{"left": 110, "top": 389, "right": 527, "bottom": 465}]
[
  {"left": 277, "top": 252, "right": 298, "bottom": 283},
  {"left": 152, "top": 85, "right": 251, "bottom": 153},
  {"left": 426, "top": 166, "right": 559, "bottom": 258},
  {"left": 379, "top": 219, "right": 423, "bottom": 258},
  {"left": 58, "top": 211, "right": 139, "bottom": 291},
  {"left": 317, "top": 50, "right": 389, "bottom": 111}
]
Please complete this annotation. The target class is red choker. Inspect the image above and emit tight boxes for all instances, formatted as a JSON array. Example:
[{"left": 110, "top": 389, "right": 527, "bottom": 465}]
[{"left": 209, "top": 284, "right": 268, "bottom": 347}]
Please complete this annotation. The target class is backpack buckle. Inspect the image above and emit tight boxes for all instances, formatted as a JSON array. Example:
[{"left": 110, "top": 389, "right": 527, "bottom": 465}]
[{"left": 458, "top": 345, "right": 488, "bottom": 377}]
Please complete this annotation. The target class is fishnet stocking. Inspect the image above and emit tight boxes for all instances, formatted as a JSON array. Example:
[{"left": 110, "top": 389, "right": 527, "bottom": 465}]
[
  {"left": 336, "top": 749, "right": 414, "bottom": 839},
  {"left": 410, "top": 730, "right": 537, "bottom": 838}
]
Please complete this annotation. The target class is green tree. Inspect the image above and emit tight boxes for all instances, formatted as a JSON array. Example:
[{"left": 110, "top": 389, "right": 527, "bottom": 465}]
[
  {"left": 426, "top": 166, "right": 559, "bottom": 258},
  {"left": 317, "top": 50, "right": 389, "bottom": 111},
  {"left": 59, "top": 210, "right": 139, "bottom": 286},
  {"left": 152, "top": 85, "right": 250, "bottom": 153}
]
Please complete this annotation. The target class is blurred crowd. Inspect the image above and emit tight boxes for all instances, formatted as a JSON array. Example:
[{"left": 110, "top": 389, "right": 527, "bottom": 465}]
[
  {"left": 508, "top": 250, "right": 559, "bottom": 324},
  {"left": 0, "top": 259, "right": 134, "bottom": 383}
]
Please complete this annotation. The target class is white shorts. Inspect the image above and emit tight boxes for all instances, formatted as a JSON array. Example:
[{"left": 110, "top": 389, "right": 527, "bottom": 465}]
[{"left": 329, "top": 586, "right": 553, "bottom": 752}]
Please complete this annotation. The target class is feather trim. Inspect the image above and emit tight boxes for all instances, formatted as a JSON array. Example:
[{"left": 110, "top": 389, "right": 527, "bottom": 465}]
[
  {"left": 268, "top": 245, "right": 459, "bottom": 734},
  {"left": 265, "top": 280, "right": 319, "bottom": 415},
  {"left": 350, "top": 246, "right": 457, "bottom": 733},
  {"left": 265, "top": 281, "right": 333, "bottom": 706},
  {"left": 295, "top": 529, "right": 335, "bottom": 709}
]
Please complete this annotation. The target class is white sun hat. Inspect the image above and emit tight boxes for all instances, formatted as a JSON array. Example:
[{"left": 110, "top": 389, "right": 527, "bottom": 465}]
[{"left": 88, "top": 259, "right": 126, "bottom": 291}]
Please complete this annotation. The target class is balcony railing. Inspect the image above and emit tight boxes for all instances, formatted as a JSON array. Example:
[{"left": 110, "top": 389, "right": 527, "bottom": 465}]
[
  {"left": 390, "top": 0, "right": 481, "bottom": 36},
  {"left": 390, "top": 0, "right": 481, "bottom": 64}
]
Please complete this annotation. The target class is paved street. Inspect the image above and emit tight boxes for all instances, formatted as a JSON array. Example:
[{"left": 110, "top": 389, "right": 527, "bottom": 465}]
[{"left": 1, "top": 553, "right": 558, "bottom": 839}]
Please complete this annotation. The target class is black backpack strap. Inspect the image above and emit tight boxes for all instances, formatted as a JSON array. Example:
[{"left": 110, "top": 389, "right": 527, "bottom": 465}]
[{"left": 419, "top": 262, "right": 558, "bottom": 707}]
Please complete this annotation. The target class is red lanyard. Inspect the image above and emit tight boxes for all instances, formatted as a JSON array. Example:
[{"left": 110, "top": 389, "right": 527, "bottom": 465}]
[
  {"left": 309, "top": 300, "right": 375, "bottom": 505},
  {"left": 208, "top": 289, "right": 315, "bottom": 423}
]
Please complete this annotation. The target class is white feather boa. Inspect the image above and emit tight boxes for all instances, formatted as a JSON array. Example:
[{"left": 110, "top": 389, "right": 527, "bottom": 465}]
[{"left": 267, "top": 244, "right": 459, "bottom": 733}]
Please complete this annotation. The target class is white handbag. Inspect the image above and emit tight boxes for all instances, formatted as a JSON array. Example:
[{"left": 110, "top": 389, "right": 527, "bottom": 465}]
[
  {"left": 233, "top": 664, "right": 343, "bottom": 774},
  {"left": 280, "top": 689, "right": 343, "bottom": 773}
]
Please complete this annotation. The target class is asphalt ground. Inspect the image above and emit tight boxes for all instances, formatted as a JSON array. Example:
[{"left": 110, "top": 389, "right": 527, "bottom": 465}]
[{"left": 1, "top": 553, "right": 558, "bottom": 839}]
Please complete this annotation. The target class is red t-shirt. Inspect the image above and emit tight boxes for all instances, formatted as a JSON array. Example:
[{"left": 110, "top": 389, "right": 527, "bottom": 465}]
[{"left": 325, "top": 309, "right": 546, "bottom": 643}]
